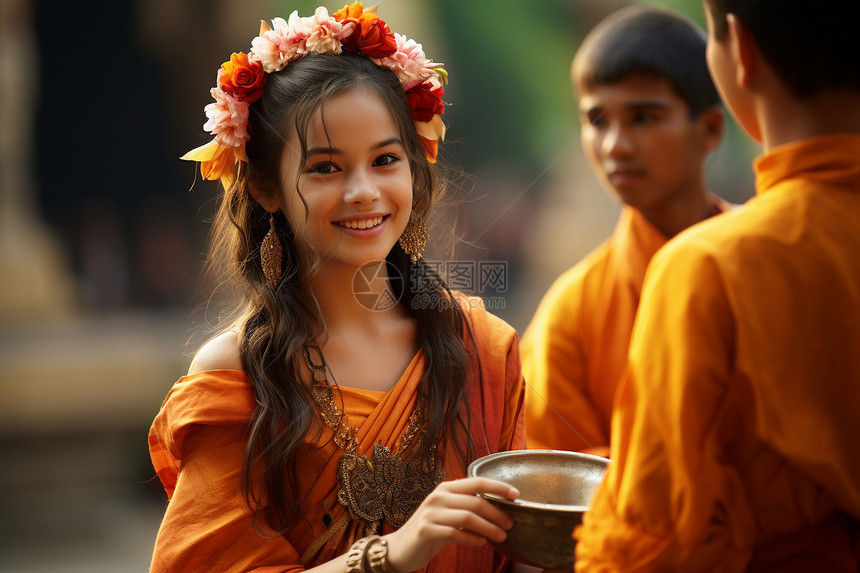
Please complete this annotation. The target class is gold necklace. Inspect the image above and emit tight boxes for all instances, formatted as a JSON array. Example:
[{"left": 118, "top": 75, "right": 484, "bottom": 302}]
[{"left": 304, "top": 345, "right": 445, "bottom": 533}]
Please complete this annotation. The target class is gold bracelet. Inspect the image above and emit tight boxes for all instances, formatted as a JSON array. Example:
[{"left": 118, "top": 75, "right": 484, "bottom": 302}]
[
  {"left": 365, "top": 537, "right": 397, "bottom": 573},
  {"left": 344, "top": 535, "right": 380, "bottom": 573}
]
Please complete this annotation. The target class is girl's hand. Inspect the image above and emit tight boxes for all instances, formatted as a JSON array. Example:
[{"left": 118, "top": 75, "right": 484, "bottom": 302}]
[{"left": 383, "top": 477, "right": 519, "bottom": 573}]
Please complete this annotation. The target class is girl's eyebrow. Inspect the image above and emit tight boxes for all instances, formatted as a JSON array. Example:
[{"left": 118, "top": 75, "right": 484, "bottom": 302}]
[
  {"left": 371, "top": 137, "right": 403, "bottom": 150},
  {"left": 306, "top": 146, "right": 340, "bottom": 156},
  {"left": 306, "top": 137, "right": 403, "bottom": 156}
]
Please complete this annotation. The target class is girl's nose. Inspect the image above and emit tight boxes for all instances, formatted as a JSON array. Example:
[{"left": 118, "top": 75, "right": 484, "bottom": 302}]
[{"left": 344, "top": 169, "right": 380, "bottom": 205}]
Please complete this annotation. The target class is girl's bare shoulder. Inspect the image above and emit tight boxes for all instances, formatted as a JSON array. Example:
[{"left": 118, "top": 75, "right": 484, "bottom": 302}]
[{"left": 188, "top": 331, "right": 243, "bottom": 374}]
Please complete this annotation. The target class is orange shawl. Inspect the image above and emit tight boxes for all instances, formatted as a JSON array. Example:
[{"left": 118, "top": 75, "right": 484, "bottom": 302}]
[
  {"left": 575, "top": 134, "right": 860, "bottom": 571},
  {"left": 149, "top": 302, "right": 526, "bottom": 572},
  {"left": 523, "top": 198, "right": 731, "bottom": 457}
]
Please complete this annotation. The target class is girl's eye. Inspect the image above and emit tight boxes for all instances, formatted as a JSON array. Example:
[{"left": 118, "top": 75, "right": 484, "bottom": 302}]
[
  {"left": 373, "top": 154, "right": 399, "bottom": 167},
  {"left": 307, "top": 162, "right": 338, "bottom": 175}
]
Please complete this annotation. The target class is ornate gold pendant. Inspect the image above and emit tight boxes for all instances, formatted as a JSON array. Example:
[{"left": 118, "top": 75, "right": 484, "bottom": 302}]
[
  {"left": 304, "top": 344, "right": 445, "bottom": 531},
  {"left": 337, "top": 443, "right": 445, "bottom": 528}
]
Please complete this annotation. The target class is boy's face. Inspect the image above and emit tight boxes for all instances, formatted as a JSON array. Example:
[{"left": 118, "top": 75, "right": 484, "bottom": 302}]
[{"left": 578, "top": 73, "right": 717, "bottom": 212}]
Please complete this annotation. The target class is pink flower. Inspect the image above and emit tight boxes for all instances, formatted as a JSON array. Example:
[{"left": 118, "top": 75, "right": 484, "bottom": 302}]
[
  {"left": 301, "top": 7, "right": 354, "bottom": 55},
  {"left": 373, "top": 33, "right": 441, "bottom": 85},
  {"left": 250, "top": 16, "right": 293, "bottom": 72},
  {"left": 203, "top": 87, "right": 250, "bottom": 148},
  {"left": 250, "top": 9, "right": 355, "bottom": 72}
]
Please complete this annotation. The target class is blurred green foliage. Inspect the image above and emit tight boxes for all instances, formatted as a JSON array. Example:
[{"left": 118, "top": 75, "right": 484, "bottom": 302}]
[
  {"left": 432, "top": 0, "right": 577, "bottom": 173},
  {"left": 638, "top": 0, "right": 707, "bottom": 26}
]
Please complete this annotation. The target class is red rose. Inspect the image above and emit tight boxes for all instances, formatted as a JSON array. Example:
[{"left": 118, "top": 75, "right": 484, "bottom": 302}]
[
  {"left": 219, "top": 52, "right": 267, "bottom": 103},
  {"left": 406, "top": 82, "right": 445, "bottom": 123},
  {"left": 341, "top": 15, "right": 397, "bottom": 58}
]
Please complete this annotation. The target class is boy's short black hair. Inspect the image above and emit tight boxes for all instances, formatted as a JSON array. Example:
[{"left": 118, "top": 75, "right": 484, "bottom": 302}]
[
  {"left": 573, "top": 6, "right": 720, "bottom": 118},
  {"left": 705, "top": 0, "right": 860, "bottom": 98}
]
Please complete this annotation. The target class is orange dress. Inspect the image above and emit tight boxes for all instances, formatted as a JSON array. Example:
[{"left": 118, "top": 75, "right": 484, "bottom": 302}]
[
  {"left": 149, "top": 302, "right": 526, "bottom": 572},
  {"left": 575, "top": 134, "right": 860, "bottom": 571},
  {"left": 523, "top": 199, "right": 731, "bottom": 457}
]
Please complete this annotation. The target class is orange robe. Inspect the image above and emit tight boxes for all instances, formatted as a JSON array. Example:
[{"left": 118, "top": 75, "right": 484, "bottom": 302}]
[
  {"left": 575, "top": 134, "right": 860, "bottom": 571},
  {"left": 523, "top": 199, "right": 730, "bottom": 457},
  {"left": 149, "top": 301, "right": 526, "bottom": 572}
]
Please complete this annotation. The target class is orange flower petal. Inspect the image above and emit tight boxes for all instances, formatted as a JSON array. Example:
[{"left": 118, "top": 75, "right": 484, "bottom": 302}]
[
  {"left": 233, "top": 144, "right": 248, "bottom": 163},
  {"left": 180, "top": 139, "right": 223, "bottom": 162},
  {"left": 414, "top": 115, "right": 446, "bottom": 142},
  {"left": 334, "top": 2, "right": 364, "bottom": 21},
  {"left": 419, "top": 136, "right": 438, "bottom": 163},
  {"left": 202, "top": 149, "right": 232, "bottom": 181},
  {"left": 181, "top": 140, "right": 236, "bottom": 183}
]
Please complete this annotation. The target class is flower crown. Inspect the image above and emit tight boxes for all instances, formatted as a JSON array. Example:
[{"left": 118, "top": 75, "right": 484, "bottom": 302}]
[{"left": 182, "top": 2, "right": 448, "bottom": 186}]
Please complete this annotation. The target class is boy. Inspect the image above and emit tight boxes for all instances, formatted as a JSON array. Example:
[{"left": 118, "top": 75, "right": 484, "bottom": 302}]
[
  {"left": 575, "top": 1, "right": 860, "bottom": 570},
  {"left": 523, "top": 6, "right": 729, "bottom": 457}
]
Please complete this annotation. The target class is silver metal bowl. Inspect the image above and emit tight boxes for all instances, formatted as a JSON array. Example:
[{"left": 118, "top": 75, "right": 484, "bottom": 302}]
[{"left": 467, "top": 449, "right": 610, "bottom": 569}]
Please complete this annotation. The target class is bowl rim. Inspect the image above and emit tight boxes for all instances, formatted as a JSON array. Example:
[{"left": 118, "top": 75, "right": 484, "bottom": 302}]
[{"left": 467, "top": 449, "right": 610, "bottom": 512}]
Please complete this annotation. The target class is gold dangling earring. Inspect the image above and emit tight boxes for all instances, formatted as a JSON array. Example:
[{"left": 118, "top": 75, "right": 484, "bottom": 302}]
[
  {"left": 261, "top": 214, "right": 282, "bottom": 289},
  {"left": 398, "top": 212, "right": 428, "bottom": 264}
]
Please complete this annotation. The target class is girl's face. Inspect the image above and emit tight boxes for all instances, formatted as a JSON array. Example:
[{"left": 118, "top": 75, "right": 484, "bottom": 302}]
[{"left": 277, "top": 86, "right": 414, "bottom": 271}]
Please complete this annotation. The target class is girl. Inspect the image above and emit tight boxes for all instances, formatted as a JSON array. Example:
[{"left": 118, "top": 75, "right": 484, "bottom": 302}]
[{"left": 148, "top": 3, "right": 526, "bottom": 572}]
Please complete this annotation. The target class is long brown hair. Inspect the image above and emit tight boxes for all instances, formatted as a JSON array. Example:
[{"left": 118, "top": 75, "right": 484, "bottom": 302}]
[{"left": 206, "top": 51, "right": 475, "bottom": 534}]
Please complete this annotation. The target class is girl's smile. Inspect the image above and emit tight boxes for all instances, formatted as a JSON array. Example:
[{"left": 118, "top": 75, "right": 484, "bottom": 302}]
[{"left": 334, "top": 213, "right": 390, "bottom": 238}]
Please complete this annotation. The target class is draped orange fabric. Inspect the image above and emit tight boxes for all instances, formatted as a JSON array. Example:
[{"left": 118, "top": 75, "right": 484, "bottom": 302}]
[
  {"left": 574, "top": 134, "right": 860, "bottom": 572},
  {"left": 523, "top": 199, "right": 730, "bottom": 457},
  {"left": 149, "top": 301, "right": 526, "bottom": 572}
]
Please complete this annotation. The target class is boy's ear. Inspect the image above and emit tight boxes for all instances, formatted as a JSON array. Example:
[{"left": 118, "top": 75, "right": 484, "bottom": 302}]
[
  {"left": 727, "top": 14, "right": 757, "bottom": 89},
  {"left": 699, "top": 105, "right": 725, "bottom": 152},
  {"left": 248, "top": 184, "right": 281, "bottom": 213}
]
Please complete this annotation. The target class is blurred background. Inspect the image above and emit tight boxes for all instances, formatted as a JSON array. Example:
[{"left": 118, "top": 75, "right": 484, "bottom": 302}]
[{"left": 0, "top": 0, "right": 758, "bottom": 570}]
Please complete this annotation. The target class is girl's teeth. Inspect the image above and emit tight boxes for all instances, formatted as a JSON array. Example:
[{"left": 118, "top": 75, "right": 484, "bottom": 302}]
[{"left": 342, "top": 217, "right": 382, "bottom": 229}]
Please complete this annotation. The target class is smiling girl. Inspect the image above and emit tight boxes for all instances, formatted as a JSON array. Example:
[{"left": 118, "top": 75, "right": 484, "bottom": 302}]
[{"left": 148, "top": 4, "right": 526, "bottom": 572}]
